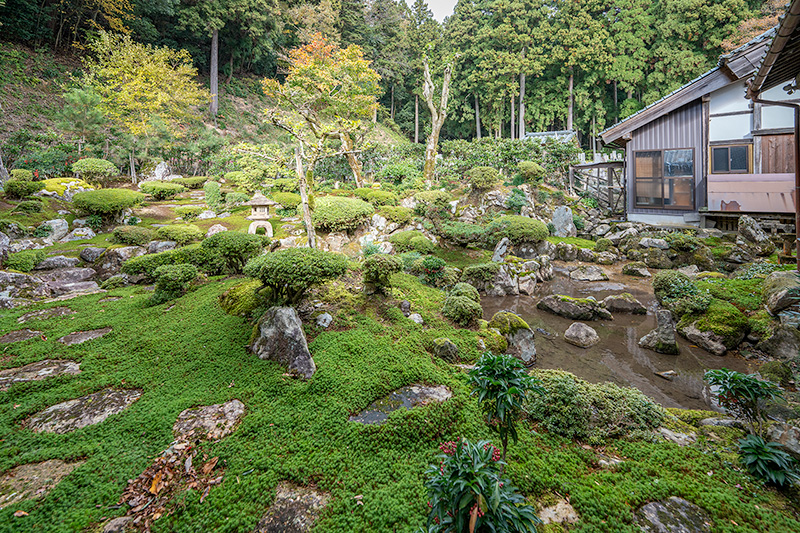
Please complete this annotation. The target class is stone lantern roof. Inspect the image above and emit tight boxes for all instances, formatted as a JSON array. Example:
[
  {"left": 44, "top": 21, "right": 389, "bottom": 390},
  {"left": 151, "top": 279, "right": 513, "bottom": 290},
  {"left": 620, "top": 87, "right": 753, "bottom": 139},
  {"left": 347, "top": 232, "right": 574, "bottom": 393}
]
[{"left": 244, "top": 192, "right": 278, "bottom": 207}]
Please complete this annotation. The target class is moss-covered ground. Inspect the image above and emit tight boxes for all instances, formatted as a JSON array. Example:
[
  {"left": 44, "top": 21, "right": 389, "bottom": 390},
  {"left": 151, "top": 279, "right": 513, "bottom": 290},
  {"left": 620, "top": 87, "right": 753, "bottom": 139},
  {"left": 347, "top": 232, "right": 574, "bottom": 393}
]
[{"left": 1, "top": 272, "right": 799, "bottom": 532}]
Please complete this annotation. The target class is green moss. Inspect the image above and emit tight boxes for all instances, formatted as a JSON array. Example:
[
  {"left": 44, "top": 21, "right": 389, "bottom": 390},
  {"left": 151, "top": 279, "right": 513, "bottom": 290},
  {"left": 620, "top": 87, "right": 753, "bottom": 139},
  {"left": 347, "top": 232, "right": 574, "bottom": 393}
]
[
  {"left": 689, "top": 299, "right": 750, "bottom": 348},
  {"left": 218, "top": 278, "right": 264, "bottom": 317},
  {"left": 696, "top": 277, "right": 763, "bottom": 312},
  {"left": 556, "top": 294, "right": 596, "bottom": 306},
  {"left": 666, "top": 408, "right": 719, "bottom": 427},
  {"left": 41, "top": 177, "right": 93, "bottom": 196},
  {"left": 461, "top": 262, "right": 501, "bottom": 283},
  {"left": 748, "top": 309, "right": 775, "bottom": 339},
  {"left": 487, "top": 311, "right": 529, "bottom": 336},
  {"left": 546, "top": 236, "right": 596, "bottom": 249},
  {"left": 759, "top": 361, "right": 793, "bottom": 387}
]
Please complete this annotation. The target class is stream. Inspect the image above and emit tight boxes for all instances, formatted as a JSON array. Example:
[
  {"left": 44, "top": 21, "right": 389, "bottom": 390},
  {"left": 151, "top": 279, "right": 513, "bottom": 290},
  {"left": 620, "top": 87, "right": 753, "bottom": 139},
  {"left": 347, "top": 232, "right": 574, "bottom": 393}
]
[{"left": 482, "top": 263, "right": 756, "bottom": 410}]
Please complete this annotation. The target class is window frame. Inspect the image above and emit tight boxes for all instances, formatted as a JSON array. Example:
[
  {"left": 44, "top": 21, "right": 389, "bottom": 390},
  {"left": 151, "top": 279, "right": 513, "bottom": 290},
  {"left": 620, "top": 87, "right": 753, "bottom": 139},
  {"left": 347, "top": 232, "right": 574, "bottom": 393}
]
[
  {"left": 633, "top": 148, "right": 695, "bottom": 211},
  {"left": 710, "top": 144, "right": 752, "bottom": 174}
]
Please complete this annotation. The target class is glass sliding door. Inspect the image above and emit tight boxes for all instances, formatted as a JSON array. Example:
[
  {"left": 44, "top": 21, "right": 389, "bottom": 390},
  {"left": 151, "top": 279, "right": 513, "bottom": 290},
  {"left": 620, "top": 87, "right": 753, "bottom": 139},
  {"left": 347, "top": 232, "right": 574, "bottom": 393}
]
[
  {"left": 634, "top": 151, "right": 663, "bottom": 207},
  {"left": 634, "top": 149, "right": 694, "bottom": 210}
]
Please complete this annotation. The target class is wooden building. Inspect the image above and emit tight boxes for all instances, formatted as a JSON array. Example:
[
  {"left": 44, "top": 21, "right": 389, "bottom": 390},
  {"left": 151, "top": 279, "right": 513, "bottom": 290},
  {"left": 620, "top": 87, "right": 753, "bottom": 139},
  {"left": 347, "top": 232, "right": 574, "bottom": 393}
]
[{"left": 601, "top": 28, "right": 796, "bottom": 228}]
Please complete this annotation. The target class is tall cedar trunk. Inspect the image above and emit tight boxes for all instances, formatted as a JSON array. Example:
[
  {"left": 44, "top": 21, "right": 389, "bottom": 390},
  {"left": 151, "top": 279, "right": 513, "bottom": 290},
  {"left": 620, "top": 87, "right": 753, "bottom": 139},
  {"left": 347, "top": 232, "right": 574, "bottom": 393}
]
[
  {"left": 422, "top": 58, "right": 453, "bottom": 183},
  {"left": 567, "top": 70, "right": 574, "bottom": 131},
  {"left": 510, "top": 96, "right": 515, "bottom": 140},
  {"left": 129, "top": 150, "right": 137, "bottom": 183},
  {"left": 340, "top": 132, "right": 363, "bottom": 187},
  {"left": 390, "top": 84, "right": 395, "bottom": 120},
  {"left": 613, "top": 80, "right": 618, "bottom": 110},
  {"left": 103, "top": 138, "right": 109, "bottom": 159},
  {"left": 518, "top": 48, "right": 526, "bottom": 139},
  {"left": 474, "top": 94, "right": 481, "bottom": 140},
  {"left": 414, "top": 95, "right": 419, "bottom": 144},
  {"left": 295, "top": 147, "right": 316, "bottom": 249},
  {"left": 210, "top": 28, "right": 219, "bottom": 118},
  {"left": 0, "top": 151, "right": 8, "bottom": 182}
]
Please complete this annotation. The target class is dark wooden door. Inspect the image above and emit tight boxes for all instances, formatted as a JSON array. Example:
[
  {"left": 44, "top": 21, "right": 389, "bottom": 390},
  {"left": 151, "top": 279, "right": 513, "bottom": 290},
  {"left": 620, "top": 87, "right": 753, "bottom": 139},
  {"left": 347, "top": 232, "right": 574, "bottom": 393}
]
[{"left": 762, "top": 134, "right": 796, "bottom": 173}]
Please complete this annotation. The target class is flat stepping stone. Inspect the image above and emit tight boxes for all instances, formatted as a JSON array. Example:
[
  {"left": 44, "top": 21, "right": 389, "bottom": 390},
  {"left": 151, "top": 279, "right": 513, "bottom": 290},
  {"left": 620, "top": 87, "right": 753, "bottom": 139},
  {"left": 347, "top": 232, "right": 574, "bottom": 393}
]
[
  {"left": 255, "top": 482, "right": 330, "bottom": 533},
  {"left": 349, "top": 384, "right": 452, "bottom": 425},
  {"left": 98, "top": 297, "right": 121, "bottom": 303},
  {"left": 0, "top": 360, "right": 80, "bottom": 391},
  {"left": 17, "top": 306, "right": 75, "bottom": 324},
  {"left": 27, "top": 388, "right": 142, "bottom": 434},
  {"left": 635, "top": 496, "right": 712, "bottom": 533},
  {"left": 173, "top": 399, "right": 245, "bottom": 441},
  {"left": 0, "top": 329, "right": 42, "bottom": 344},
  {"left": 0, "top": 459, "right": 84, "bottom": 508},
  {"left": 58, "top": 327, "right": 112, "bottom": 346}
]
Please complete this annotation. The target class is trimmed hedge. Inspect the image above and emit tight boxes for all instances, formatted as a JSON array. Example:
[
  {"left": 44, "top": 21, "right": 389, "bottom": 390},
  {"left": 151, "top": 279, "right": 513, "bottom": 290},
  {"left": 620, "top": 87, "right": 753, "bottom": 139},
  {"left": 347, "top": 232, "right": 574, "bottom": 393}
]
[
  {"left": 3, "top": 249, "right": 46, "bottom": 272},
  {"left": 414, "top": 190, "right": 452, "bottom": 206},
  {"left": 442, "top": 295, "right": 482, "bottom": 326},
  {"left": 378, "top": 206, "right": 413, "bottom": 225},
  {"left": 312, "top": 196, "right": 373, "bottom": 232},
  {"left": 388, "top": 230, "right": 435, "bottom": 253},
  {"left": 354, "top": 188, "right": 398, "bottom": 206},
  {"left": 113, "top": 225, "right": 156, "bottom": 246},
  {"left": 272, "top": 192, "right": 301, "bottom": 209},
  {"left": 467, "top": 166, "right": 500, "bottom": 190},
  {"left": 485, "top": 215, "right": 548, "bottom": 245},
  {"left": 10, "top": 169, "right": 33, "bottom": 181},
  {"left": 156, "top": 224, "right": 203, "bottom": 245},
  {"left": 204, "top": 181, "right": 222, "bottom": 210},
  {"left": 121, "top": 244, "right": 224, "bottom": 280},
  {"left": 172, "top": 176, "right": 208, "bottom": 189},
  {"left": 73, "top": 189, "right": 145, "bottom": 216},
  {"left": 439, "top": 221, "right": 487, "bottom": 247},
  {"left": 201, "top": 231, "right": 268, "bottom": 274},
  {"left": 4, "top": 180, "right": 43, "bottom": 199},
  {"left": 517, "top": 161, "right": 544, "bottom": 181},
  {"left": 175, "top": 206, "right": 204, "bottom": 221},
  {"left": 140, "top": 181, "right": 185, "bottom": 200},
  {"left": 150, "top": 263, "right": 198, "bottom": 305}
]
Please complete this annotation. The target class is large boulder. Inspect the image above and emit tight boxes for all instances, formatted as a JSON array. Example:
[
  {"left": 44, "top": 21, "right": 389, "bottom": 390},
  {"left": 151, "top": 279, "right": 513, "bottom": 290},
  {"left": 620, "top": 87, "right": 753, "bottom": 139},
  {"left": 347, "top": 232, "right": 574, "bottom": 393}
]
[
  {"left": 488, "top": 311, "right": 536, "bottom": 365},
  {"left": 756, "top": 325, "right": 800, "bottom": 361},
  {"left": 59, "top": 227, "right": 96, "bottom": 242},
  {"left": 737, "top": 215, "right": 775, "bottom": 256},
  {"left": 250, "top": 307, "right": 316, "bottom": 379},
  {"left": 37, "top": 267, "right": 98, "bottom": 296},
  {"left": 80, "top": 247, "right": 106, "bottom": 263},
  {"left": 34, "top": 255, "right": 80, "bottom": 270},
  {"left": 38, "top": 219, "right": 69, "bottom": 241},
  {"left": 677, "top": 322, "right": 729, "bottom": 356},
  {"left": 485, "top": 265, "right": 519, "bottom": 297},
  {"left": 569, "top": 265, "right": 609, "bottom": 282},
  {"left": 602, "top": 293, "right": 646, "bottom": 314},
  {"left": 147, "top": 240, "right": 177, "bottom": 254},
  {"left": 622, "top": 261, "right": 651, "bottom": 277},
  {"left": 767, "top": 423, "right": 800, "bottom": 461},
  {"left": 491, "top": 237, "right": 511, "bottom": 262},
  {"left": 0, "top": 270, "right": 50, "bottom": 301},
  {"left": 763, "top": 271, "right": 800, "bottom": 315},
  {"left": 95, "top": 246, "right": 147, "bottom": 279},
  {"left": 639, "top": 237, "right": 669, "bottom": 250},
  {"left": 564, "top": 322, "right": 600, "bottom": 348},
  {"left": 0, "top": 231, "right": 9, "bottom": 264},
  {"left": 537, "top": 295, "right": 612, "bottom": 321},
  {"left": 635, "top": 497, "right": 711, "bottom": 533},
  {"left": 552, "top": 206, "right": 577, "bottom": 238},
  {"left": 639, "top": 310, "right": 680, "bottom": 355},
  {"left": 431, "top": 338, "right": 459, "bottom": 363}
]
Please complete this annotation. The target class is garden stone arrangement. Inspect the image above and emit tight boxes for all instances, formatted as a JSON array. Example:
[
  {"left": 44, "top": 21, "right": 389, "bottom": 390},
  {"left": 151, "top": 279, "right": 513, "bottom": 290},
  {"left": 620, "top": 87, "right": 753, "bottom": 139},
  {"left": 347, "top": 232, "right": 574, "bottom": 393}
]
[{"left": 1, "top": 32, "right": 800, "bottom": 532}]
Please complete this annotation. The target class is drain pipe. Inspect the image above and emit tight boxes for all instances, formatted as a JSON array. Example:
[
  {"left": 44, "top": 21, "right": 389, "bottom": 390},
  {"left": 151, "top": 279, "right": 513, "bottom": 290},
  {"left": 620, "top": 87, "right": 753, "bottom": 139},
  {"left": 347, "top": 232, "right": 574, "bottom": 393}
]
[{"left": 751, "top": 97, "right": 800, "bottom": 271}]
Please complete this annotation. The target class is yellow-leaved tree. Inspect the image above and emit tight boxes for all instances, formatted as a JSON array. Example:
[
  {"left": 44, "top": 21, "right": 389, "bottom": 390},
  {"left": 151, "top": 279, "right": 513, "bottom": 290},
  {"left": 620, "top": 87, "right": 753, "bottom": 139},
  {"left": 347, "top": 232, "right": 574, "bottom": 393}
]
[
  {"left": 83, "top": 31, "right": 209, "bottom": 182},
  {"left": 261, "top": 35, "right": 381, "bottom": 248}
]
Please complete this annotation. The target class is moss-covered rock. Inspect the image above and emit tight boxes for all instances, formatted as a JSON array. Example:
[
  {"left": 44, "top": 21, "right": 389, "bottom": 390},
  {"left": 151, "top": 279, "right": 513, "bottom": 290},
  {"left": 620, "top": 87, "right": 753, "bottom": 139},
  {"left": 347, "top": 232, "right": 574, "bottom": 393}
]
[
  {"left": 622, "top": 261, "right": 650, "bottom": 277},
  {"left": 677, "top": 299, "right": 748, "bottom": 355},
  {"left": 537, "top": 294, "right": 612, "bottom": 320},
  {"left": 219, "top": 279, "right": 265, "bottom": 317},
  {"left": 488, "top": 311, "right": 530, "bottom": 336},
  {"left": 759, "top": 361, "right": 793, "bottom": 387}
]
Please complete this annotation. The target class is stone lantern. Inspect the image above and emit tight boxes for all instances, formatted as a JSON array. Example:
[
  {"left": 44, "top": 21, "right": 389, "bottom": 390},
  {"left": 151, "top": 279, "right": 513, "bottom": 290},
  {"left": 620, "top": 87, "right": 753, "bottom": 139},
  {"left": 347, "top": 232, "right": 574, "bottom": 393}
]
[{"left": 245, "top": 193, "right": 277, "bottom": 237}]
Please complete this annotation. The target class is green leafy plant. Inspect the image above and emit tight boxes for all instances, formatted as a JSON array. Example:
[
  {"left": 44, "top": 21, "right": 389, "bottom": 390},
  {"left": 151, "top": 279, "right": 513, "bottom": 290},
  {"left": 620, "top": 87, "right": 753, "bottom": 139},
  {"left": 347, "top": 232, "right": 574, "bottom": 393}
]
[
  {"left": 506, "top": 189, "right": 528, "bottom": 214},
  {"left": 467, "top": 166, "right": 500, "bottom": 190},
  {"left": 10, "top": 169, "right": 34, "bottom": 181},
  {"left": 33, "top": 223, "right": 52, "bottom": 238},
  {"left": 424, "top": 438, "right": 540, "bottom": 533},
  {"left": 737, "top": 434, "right": 799, "bottom": 487},
  {"left": 378, "top": 206, "right": 412, "bottom": 225},
  {"left": 243, "top": 248, "right": 349, "bottom": 304},
  {"left": 140, "top": 181, "right": 185, "bottom": 200},
  {"left": 203, "top": 181, "right": 222, "bottom": 210},
  {"left": 156, "top": 224, "right": 203, "bottom": 245},
  {"left": 72, "top": 158, "right": 118, "bottom": 185},
  {"left": 389, "top": 231, "right": 435, "bottom": 254},
  {"left": 175, "top": 206, "right": 204, "bottom": 221},
  {"left": 313, "top": 196, "right": 374, "bottom": 232},
  {"left": 517, "top": 161, "right": 544, "bottom": 182},
  {"left": 485, "top": 216, "right": 548, "bottom": 245},
  {"left": 150, "top": 263, "right": 198, "bottom": 305},
  {"left": 225, "top": 192, "right": 251, "bottom": 206},
  {"left": 439, "top": 222, "right": 487, "bottom": 247},
  {"left": 4, "top": 180, "right": 43, "bottom": 199},
  {"left": 469, "top": 352, "right": 545, "bottom": 462},
  {"left": 86, "top": 215, "right": 103, "bottom": 231},
  {"left": 3, "top": 249, "right": 46, "bottom": 272},
  {"left": 113, "top": 225, "right": 156, "bottom": 246},
  {"left": 200, "top": 231, "right": 268, "bottom": 274},
  {"left": 421, "top": 255, "right": 446, "bottom": 286},
  {"left": 354, "top": 187, "right": 398, "bottom": 206},
  {"left": 704, "top": 369, "right": 784, "bottom": 437},
  {"left": 73, "top": 189, "right": 145, "bottom": 217},
  {"left": 363, "top": 253, "right": 402, "bottom": 293}
]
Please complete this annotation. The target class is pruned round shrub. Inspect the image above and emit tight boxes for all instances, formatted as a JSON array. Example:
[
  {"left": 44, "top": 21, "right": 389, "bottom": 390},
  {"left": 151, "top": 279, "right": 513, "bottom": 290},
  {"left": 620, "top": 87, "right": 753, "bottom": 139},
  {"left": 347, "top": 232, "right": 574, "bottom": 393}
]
[
  {"left": 171, "top": 176, "right": 208, "bottom": 189},
  {"left": 442, "top": 295, "right": 482, "bottom": 326},
  {"left": 150, "top": 263, "right": 198, "bottom": 305},
  {"left": 439, "top": 221, "right": 486, "bottom": 246},
  {"left": 10, "top": 169, "right": 33, "bottom": 181},
  {"left": 121, "top": 244, "right": 224, "bottom": 280},
  {"left": 225, "top": 192, "right": 250, "bottom": 206},
  {"left": 14, "top": 200, "right": 43, "bottom": 213},
  {"left": 389, "top": 230, "right": 434, "bottom": 253},
  {"left": 378, "top": 206, "right": 412, "bottom": 225},
  {"left": 485, "top": 215, "right": 548, "bottom": 245},
  {"left": 377, "top": 162, "right": 421, "bottom": 185},
  {"left": 312, "top": 196, "right": 373, "bottom": 232},
  {"left": 363, "top": 253, "right": 402, "bottom": 293},
  {"left": 113, "top": 225, "right": 156, "bottom": 246},
  {"left": 73, "top": 189, "right": 145, "bottom": 216},
  {"left": 140, "top": 181, "right": 185, "bottom": 200},
  {"left": 175, "top": 205, "right": 204, "bottom": 221},
  {"left": 414, "top": 190, "right": 452, "bottom": 207},
  {"left": 354, "top": 188, "right": 398, "bottom": 206},
  {"left": 467, "top": 166, "right": 500, "bottom": 190},
  {"left": 4, "top": 180, "right": 43, "bottom": 199},
  {"left": 595, "top": 237, "right": 613, "bottom": 252},
  {"left": 272, "top": 191, "right": 301, "bottom": 209},
  {"left": 201, "top": 231, "right": 268, "bottom": 274},
  {"left": 449, "top": 282, "right": 480, "bottom": 303},
  {"left": 156, "top": 224, "right": 203, "bottom": 245},
  {"left": 243, "top": 247, "right": 349, "bottom": 304},
  {"left": 3, "top": 249, "right": 46, "bottom": 272},
  {"left": 517, "top": 161, "right": 544, "bottom": 181},
  {"left": 461, "top": 262, "right": 501, "bottom": 283},
  {"left": 72, "top": 158, "right": 118, "bottom": 185},
  {"left": 527, "top": 369, "right": 666, "bottom": 443}
]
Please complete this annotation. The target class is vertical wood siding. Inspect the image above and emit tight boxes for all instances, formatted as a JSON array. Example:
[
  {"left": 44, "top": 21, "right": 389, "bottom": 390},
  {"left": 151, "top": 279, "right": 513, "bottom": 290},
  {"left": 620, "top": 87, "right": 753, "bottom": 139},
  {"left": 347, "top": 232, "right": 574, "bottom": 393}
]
[{"left": 627, "top": 101, "right": 704, "bottom": 215}]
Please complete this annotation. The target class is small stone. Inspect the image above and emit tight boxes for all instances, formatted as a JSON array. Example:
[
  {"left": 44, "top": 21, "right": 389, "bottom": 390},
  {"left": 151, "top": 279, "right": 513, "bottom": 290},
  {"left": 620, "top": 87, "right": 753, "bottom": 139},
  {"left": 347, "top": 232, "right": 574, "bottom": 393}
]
[
  {"left": 537, "top": 295, "right": 612, "bottom": 321},
  {"left": 408, "top": 313, "right": 424, "bottom": 325},
  {"left": 639, "top": 237, "right": 669, "bottom": 250},
  {"left": 602, "top": 293, "right": 646, "bottom": 314},
  {"left": 655, "top": 370, "right": 676, "bottom": 381},
  {"left": 316, "top": 313, "right": 333, "bottom": 328},
  {"left": 432, "top": 338, "right": 459, "bottom": 363},
  {"left": 103, "top": 517, "right": 133, "bottom": 533},
  {"left": 564, "top": 322, "right": 600, "bottom": 348},
  {"left": 699, "top": 417, "right": 741, "bottom": 428},
  {"left": 205, "top": 224, "right": 228, "bottom": 238},
  {"left": 399, "top": 300, "right": 411, "bottom": 317},
  {"left": 0, "top": 460, "right": 84, "bottom": 508},
  {"left": 0, "top": 359, "right": 81, "bottom": 391},
  {"left": 251, "top": 307, "right": 316, "bottom": 379},
  {"left": 349, "top": 384, "right": 452, "bottom": 425},
  {"left": 197, "top": 210, "right": 217, "bottom": 220},
  {"left": 622, "top": 261, "right": 651, "bottom": 277},
  {"left": 678, "top": 265, "right": 700, "bottom": 278},
  {"left": 147, "top": 240, "right": 177, "bottom": 254},
  {"left": 538, "top": 500, "right": 579, "bottom": 526}
]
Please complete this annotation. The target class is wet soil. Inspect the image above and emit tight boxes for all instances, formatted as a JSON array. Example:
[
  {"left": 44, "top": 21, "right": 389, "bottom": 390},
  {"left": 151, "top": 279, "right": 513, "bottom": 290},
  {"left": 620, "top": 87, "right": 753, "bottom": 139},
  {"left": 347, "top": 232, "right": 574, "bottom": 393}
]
[{"left": 482, "top": 262, "right": 754, "bottom": 410}]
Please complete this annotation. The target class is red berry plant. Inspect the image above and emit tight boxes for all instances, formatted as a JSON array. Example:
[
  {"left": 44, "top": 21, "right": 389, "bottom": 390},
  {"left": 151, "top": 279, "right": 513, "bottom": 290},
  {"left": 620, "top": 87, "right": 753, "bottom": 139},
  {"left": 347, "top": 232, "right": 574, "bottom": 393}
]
[{"left": 423, "top": 438, "right": 540, "bottom": 532}]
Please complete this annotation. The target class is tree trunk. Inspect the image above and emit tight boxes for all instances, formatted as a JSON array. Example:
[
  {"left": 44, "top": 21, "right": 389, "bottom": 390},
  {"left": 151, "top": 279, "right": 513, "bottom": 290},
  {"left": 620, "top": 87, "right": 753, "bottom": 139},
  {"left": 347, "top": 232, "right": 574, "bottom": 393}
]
[
  {"left": 422, "top": 57, "right": 453, "bottom": 183},
  {"left": 518, "top": 48, "right": 526, "bottom": 139},
  {"left": 340, "top": 132, "right": 364, "bottom": 187},
  {"left": 390, "top": 84, "right": 395, "bottom": 120},
  {"left": 511, "top": 95, "right": 515, "bottom": 140},
  {"left": 295, "top": 147, "right": 316, "bottom": 249},
  {"left": 567, "top": 69, "right": 574, "bottom": 131},
  {"left": 414, "top": 95, "right": 419, "bottom": 144},
  {"left": 0, "top": 150, "right": 9, "bottom": 182},
  {"left": 103, "top": 138, "right": 109, "bottom": 160},
  {"left": 613, "top": 80, "right": 618, "bottom": 110},
  {"left": 129, "top": 150, "right": 137, "bottom": 184},
  {"left": 474, "top": 94, "right": 481, "bottom": 140},
  {"left": 210, "top": 28, "right": 219, "bottom": 118}
]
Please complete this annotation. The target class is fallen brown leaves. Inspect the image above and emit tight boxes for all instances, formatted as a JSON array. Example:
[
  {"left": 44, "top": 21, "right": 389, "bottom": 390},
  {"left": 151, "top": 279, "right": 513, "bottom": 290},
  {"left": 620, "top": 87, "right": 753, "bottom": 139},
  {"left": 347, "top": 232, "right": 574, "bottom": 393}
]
[{"left": 118, "top": 440, "right": 223, "bottom": 532}]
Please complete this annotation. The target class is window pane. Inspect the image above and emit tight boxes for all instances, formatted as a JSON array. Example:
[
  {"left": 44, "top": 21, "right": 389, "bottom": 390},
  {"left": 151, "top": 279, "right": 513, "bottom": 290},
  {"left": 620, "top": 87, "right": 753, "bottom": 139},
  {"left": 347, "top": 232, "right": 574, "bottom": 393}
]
[
  {"left": 730, "top": 145, "right": 748, "bottom": 171},
  {"left": 664, "top": 178, "right": 693, "bottom": 209},
  {"left": 664, "top": 149, "right": 693, "bottom": 177},
  {"left": 712, "top": 147, "right": 729, "bottom": 173},
  {"left": 635, "top": 178, "right": 663, "bottom": 207},
  {"left": 635, "top": 151, "right": 661, "bottom": 178}
]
